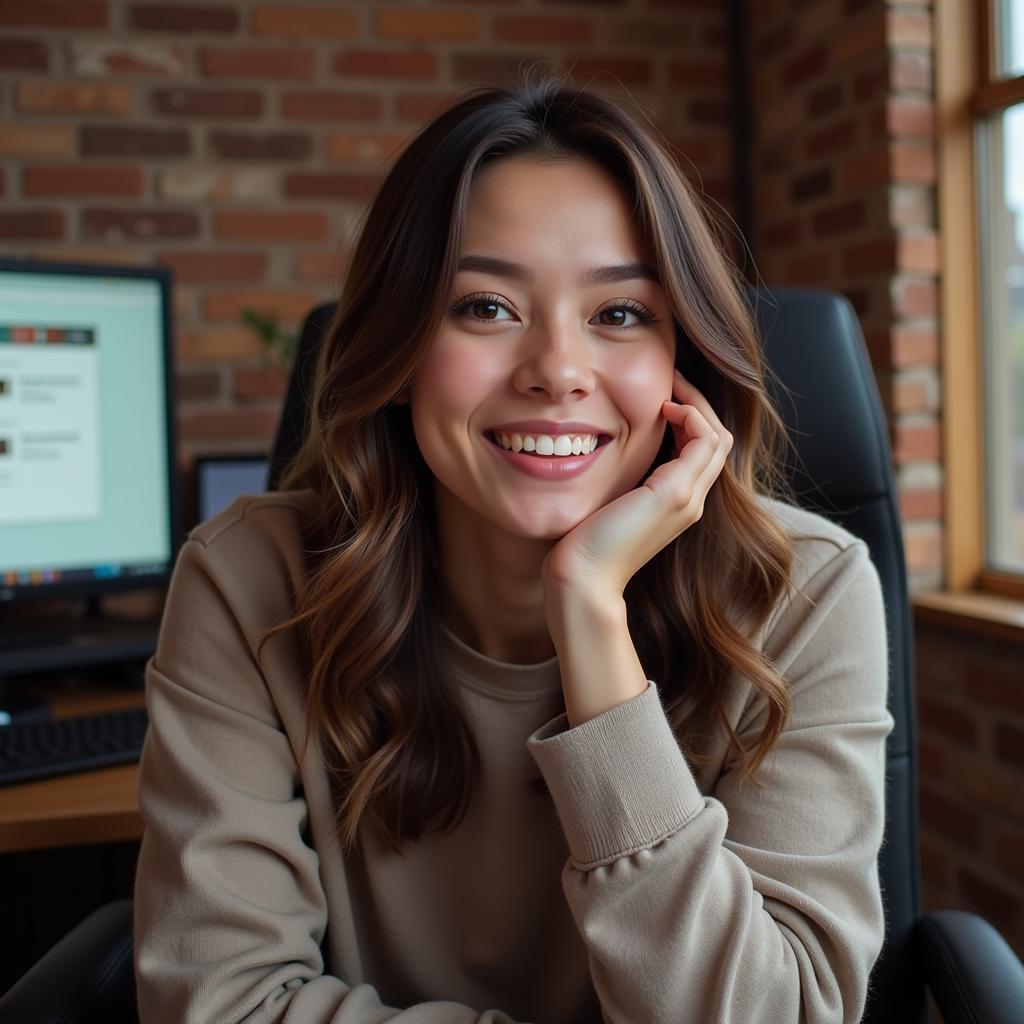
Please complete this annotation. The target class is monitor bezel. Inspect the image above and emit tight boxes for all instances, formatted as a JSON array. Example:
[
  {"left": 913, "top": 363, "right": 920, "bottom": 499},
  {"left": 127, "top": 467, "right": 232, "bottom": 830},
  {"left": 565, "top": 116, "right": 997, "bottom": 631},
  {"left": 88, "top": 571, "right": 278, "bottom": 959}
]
[{"left": 0, "top": 256, "right": 181, "bottom": 605}]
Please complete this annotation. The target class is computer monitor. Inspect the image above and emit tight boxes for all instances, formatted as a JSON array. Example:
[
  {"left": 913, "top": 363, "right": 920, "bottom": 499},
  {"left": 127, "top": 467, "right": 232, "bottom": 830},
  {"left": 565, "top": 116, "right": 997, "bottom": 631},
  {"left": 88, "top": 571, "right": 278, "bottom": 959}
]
[
  {"left": 194, "top": 454, "right": 269, "bottom": 525},
  {"left": 0, "top": 257, "right": 180, "bottom": 681}
]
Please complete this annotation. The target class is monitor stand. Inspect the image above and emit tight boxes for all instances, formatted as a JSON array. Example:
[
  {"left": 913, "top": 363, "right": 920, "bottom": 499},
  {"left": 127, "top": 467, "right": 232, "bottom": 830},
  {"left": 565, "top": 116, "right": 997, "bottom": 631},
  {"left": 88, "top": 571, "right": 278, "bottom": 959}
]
[{"left": 0, "top": 598, "right": 160, "bottom": 724}]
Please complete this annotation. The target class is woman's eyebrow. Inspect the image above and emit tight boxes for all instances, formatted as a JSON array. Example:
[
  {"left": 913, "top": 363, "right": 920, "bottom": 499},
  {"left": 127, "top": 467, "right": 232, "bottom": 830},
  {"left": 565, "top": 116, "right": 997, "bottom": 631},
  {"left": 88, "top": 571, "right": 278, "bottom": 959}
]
[{"left": 456, "top": 254, "right": 659, "bottom": 286}]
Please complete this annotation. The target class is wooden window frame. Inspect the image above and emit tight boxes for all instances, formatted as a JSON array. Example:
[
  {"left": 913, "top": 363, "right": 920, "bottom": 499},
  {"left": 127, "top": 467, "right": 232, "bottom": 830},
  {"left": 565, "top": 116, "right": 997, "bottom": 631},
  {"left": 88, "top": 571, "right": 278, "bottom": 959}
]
[{"left": 935, "top": 0, "right": 1024, "bottom": 600}]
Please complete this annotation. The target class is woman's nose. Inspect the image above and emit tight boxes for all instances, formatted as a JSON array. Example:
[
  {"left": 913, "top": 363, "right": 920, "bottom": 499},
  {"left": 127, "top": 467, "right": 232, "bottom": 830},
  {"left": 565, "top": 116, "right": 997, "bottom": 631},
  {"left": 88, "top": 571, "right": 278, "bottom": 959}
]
[{"left": 512, "top": 316, "right": 596, "bottom": 399}]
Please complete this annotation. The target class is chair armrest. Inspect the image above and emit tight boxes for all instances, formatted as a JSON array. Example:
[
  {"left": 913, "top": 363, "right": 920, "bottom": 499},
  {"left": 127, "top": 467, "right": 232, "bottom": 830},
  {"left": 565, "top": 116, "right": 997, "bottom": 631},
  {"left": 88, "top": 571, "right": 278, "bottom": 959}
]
[
  {"left": 916, "top": 909, "right": 1024, "bottom": 1024},
  {"left": 0, "top": 899, "right": 137, "bottom": 1024}
]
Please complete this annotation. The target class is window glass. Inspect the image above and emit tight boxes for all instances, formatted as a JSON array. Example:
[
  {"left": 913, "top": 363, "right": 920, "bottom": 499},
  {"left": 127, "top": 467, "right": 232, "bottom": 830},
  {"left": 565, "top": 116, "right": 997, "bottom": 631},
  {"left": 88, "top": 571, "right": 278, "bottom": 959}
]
[
  {"left": 997, "top": 0, "right": 1024, "bottom": 78},
  {"left": 979, "top": 102, "right": 1024, "bottom": 572}
]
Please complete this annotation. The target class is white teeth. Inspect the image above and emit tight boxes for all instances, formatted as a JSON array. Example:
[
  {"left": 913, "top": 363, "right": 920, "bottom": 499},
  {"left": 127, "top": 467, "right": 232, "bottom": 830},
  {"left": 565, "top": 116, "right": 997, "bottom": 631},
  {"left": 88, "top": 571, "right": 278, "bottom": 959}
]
[{"left": 493, "top": 432, "right": 600, "bottom": 456}]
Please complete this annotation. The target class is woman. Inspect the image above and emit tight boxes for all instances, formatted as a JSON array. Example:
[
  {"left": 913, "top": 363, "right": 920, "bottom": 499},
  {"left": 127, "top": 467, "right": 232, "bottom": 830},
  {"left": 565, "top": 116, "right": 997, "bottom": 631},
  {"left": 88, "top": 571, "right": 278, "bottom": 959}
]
[{"left": 134, "top": 66, "right": 895, "bottom": 1024}]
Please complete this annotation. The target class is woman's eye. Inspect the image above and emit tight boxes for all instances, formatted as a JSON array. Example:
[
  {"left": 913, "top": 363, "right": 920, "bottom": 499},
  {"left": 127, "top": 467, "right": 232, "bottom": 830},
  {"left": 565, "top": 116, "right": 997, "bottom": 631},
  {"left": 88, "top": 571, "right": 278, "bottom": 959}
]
[{"left": 451, "top": 294, "right": 658, "bottom": 330}]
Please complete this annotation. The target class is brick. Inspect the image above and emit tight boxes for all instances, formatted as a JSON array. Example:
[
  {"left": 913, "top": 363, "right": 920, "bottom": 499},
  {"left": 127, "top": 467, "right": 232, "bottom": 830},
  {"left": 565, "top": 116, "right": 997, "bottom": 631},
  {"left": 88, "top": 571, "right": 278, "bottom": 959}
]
[
  {"left": 178, "top": 407, "right": 281, "bottom": 442},
  {"left": 893, "top": 370, "right": 935, "bottom": 413},
  {"left": 156, "top": 250, "right": 267, "bottom": 283},
  {"left": 81, "top": 124, "right": 190, "bottom": 157},
  {"left": 840, "top": 148, "right": 889, "bottom": 188},
  {"left": 805, "top": 117, "right": 857, "bottom": 159},
  {"left": 0, "top": 37, "right": 49, "bottom": 70},
  {"left": 293, "top": 248, "right": 350, "bottom": 282},
  {"left": 781, "top": 44, "right": 825, "bottom": 87},
  {"left": 158, "top": 167, "right": 276, "bottom": 202},
  {"left": 917, "top": 732, "right": 948, "bottom": 779},
  {"left": 494, "top": 14, "right": 592, "bottom": 43},
  {"left": 993, "top": 824, "right": 1024, "bottom": 878},
  {"left": 23, "top": 165, "right": 143, "bottom": 197},
  {"left": 26, "top": 244, "right": 146, "bottom": 265},
  {"left": 0, "top": 123, "right": 74, "bottom": 157},
  {"left": 885, "top": 97, "right": 936, "bottom": 137},
  {"left": 0, "top": 0, "right": 107, "bottom": 28},
  {"left": 82, "top": 208, "right": 200, "bottom": 240},
  {"left": 853, "top": 65, "right": 888, "bottom": 104},
  {"left": 834, "top": 10, "right": 885, "bottom": 65},
  {"left": 966, "top": 662, "right": 1024, "bottom": 717},
  {"left": 214, "top": 210, "right": 329, "bottom": 241},
  {"left": 252, "top": 5, "right": 359, "bottom": 37},
  {"left": 891, "top": 185, "right": 933, "bottom": 227},
  {"left": 374, "top": 8, "right": 481, "bottom": 41},
  {"left": 326, "top": 131, "right": 409, "bottom": 164},
  {"left": 904, "top": 526, "right": 941, "bottom": 572},
  {"left": 888, "top": 9, "right": 932, "bottom": 48},
  {"left": 891, "top": 51, "right": 932, "bottom": 92},
  {"left": 919, "top": 694, "right": 979, "bottom": 749},
  {"left": 918, "top": 836, "right": 950, "bottom": 887},
  {"left": 843, "top": 239, "right": 894, "bottom": 276},
  {"left": 892, "top": 327, "right": 939, "bottom": 367},
  {"left": 152, "top": 87, "right": 264, "bottom": 119},
  {"left": 68, "top": 39, "right": 187, "bottom": 76},
  {"left": 893, "top": 142, "right": 936, "bottom": 183},
  {"left": 760, "top": 96, "right": 802, "bottom": 140},
  {"left": 756, "top": 20, "right": 792, "bottom": 59},
  {"left": 894, "top": 421, "right": 941, "bottom": 461},
  {"left": 234, "top": 366, "right": 289, "bottom": 400},
  {"left": 202, "top": 288, "right": 321, "bottom": 322},
  {"left": 608, "top": 16, "right": 693, "bottom": 49},
  {"left": 919, "top": 785, "right": 983, "bottom": 852},
  {"left": 689, "top": 97, "right": 730, "bottom": 125},
  {"left": 898, "top": 233, "right": 939, "bottom": 272},
  {"left": 394, "top": 92, "right": 455, "bottom": 122},
  {"left": 953, "top": 758, "right": 1024, "bottom": 818},
  {"left": 176, "top": 369, "right": 222, "bottom": 401},
  {"left": 667, "top": 59, "right": 727, "bottom": 89},
  {"left": 557, "top": 55, "right": 652, "bottom": 85},
  {"left": 762, "top": 218, "right": 801, "bottom": 248},
  {"left": 957, "top": 867, "right": 1024, "bottom": 936},
  {"left": 0, "top": 167, "right": 4, "bottom": 196},
  {"left": 994, "top": 722, "right": 1024, "bottom": 771},
  {"left": 0, "top": 210, "right": 64, "bottom": 239},
  {"left": 284, "top": 172, "right": 381, "bottom": 201},
  {"left": 789, "top": 167, "right": 832, "bottom": 201},
  {"left": 280, "top": 90, "right": 382, "bottom": 121},
  {"left": 128, "top": 3, "right": 238, "bottom": 33},
  {"left": 785, "top": 247, "right": 837, "bottom": 284},
  {"left": 176, "top": 326, "right": 263, "bottom": 361},
  {"left": 17, "top": 80, "right": 133, "bottom": 115},
  {"left": 451, "top": 52, "right": 535, "bottom": 85},
  {"left": 813, "top": 199, "right": 866, "bottom": 236},
  {"left": 893, "top": 278, "right": 938, "bottom": 317},
  {"left": 201, "top": 47, "right": 314, "bottom": 79},
  {"left": 208, "top": 130, "right": 313, "bottom": 161},
  {"left": 899, "top": 485, "right": 942, "bottom": 518},
  {"left": 333, "top": 49, "right": 439, "bottom": 80},
  {"left": 807, "top": 82, "right": 843, "bottom": 118}
]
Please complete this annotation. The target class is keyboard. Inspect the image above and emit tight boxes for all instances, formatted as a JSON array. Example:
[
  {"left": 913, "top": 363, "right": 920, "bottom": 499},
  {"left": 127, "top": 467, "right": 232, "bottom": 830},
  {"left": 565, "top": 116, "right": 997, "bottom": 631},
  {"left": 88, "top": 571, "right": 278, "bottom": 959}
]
[{"left": 0, "top": 705, "right": 149, "bottom": 787}]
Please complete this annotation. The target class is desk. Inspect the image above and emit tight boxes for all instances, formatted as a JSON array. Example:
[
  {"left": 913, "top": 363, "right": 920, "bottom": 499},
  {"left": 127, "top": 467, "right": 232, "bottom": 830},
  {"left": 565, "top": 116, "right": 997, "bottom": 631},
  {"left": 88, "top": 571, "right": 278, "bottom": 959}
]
[{"left": 0, "top": 684, "right": 145, "bottom": 854}]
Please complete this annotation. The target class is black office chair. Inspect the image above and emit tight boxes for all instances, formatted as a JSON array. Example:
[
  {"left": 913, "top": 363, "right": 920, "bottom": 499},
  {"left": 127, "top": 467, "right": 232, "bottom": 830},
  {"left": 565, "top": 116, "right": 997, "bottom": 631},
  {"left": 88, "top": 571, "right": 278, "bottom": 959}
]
[{"left": 2, "top": 288, "right": 1022, "bottom": 1024}]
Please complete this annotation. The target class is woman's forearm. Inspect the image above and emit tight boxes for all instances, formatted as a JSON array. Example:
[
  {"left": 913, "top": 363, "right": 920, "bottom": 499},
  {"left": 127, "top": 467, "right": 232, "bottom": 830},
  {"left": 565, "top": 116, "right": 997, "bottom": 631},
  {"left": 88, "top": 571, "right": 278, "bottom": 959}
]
[{"left": 546, "top": 589, "right": 649, "bottom": 729}]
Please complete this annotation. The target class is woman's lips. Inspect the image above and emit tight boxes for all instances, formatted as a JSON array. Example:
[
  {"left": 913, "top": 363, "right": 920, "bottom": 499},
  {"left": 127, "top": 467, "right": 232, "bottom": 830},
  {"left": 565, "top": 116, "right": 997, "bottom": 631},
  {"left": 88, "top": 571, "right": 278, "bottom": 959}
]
[{"left": 484, "top": 431, "right": 610, "bottom": 481}]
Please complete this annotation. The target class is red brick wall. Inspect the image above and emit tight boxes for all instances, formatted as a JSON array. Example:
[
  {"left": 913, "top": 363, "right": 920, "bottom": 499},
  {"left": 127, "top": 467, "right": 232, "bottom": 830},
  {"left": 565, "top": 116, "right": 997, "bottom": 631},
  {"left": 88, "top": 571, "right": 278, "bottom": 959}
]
[{"left": 0, "top": 0, "right": 732, "bottom": 498}]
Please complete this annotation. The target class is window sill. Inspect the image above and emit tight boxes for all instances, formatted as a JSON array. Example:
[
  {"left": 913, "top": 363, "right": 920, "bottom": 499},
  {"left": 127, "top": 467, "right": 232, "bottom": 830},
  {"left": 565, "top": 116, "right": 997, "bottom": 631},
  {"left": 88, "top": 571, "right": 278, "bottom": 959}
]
[{"left": 911, "top": 590, "right": 1024, "bottom": 646}]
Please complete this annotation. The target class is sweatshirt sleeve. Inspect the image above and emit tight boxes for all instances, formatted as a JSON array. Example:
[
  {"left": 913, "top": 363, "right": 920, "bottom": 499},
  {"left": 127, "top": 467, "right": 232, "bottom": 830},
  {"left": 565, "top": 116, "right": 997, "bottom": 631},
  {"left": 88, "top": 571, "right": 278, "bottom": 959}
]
[
  {"left": 525, "top": 539, "right": 896, "bottom": 1024},
  {"left": 134, "top": 534, "right": 531, "bottom": 1024}
]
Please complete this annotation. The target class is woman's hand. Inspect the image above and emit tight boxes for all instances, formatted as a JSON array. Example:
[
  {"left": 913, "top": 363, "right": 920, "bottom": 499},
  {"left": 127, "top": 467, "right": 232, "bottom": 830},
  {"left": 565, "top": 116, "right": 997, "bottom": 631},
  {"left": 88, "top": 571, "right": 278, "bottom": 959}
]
[{"left": 541, "top": 368, "right": 733, "bottom": 607}]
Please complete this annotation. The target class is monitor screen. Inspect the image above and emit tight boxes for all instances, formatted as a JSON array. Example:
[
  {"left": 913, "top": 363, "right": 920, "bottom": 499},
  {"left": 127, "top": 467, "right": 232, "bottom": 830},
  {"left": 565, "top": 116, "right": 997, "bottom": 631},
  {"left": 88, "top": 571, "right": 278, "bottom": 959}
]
[
  {"left": 196, "top": 455, "right": 269, "bottom": 525},
  {"left": 0, "top": 258, "right": 178, "bottom": 603}
]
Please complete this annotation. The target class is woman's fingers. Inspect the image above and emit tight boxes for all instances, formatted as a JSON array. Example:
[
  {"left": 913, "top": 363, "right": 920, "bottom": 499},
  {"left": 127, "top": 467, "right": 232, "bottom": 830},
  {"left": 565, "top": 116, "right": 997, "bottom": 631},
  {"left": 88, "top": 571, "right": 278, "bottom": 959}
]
[{"left": 673, "top": 369, "right": 732, "bottom": 443}]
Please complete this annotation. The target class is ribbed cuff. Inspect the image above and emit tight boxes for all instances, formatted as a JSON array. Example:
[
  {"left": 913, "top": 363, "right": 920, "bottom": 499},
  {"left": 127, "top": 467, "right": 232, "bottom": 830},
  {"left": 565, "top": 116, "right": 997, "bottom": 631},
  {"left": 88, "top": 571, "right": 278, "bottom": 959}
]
[{"left": 526, "top": 680, "right": 706, "bottom": 870}]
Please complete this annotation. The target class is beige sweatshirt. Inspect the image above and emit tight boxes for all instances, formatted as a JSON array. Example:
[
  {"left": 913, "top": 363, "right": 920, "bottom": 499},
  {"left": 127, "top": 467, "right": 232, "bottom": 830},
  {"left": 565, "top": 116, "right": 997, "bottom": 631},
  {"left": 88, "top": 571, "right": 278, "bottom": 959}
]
[{"left": 133, "top": 488, "right": 895, "bottom": 1024}]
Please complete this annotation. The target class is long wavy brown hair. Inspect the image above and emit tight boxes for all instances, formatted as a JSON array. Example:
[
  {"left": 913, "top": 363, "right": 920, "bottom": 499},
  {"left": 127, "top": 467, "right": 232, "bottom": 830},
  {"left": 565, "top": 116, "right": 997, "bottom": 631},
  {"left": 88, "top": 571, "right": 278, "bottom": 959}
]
[{"left": 254, "top": 64, "right": 801, "bottom": 857}]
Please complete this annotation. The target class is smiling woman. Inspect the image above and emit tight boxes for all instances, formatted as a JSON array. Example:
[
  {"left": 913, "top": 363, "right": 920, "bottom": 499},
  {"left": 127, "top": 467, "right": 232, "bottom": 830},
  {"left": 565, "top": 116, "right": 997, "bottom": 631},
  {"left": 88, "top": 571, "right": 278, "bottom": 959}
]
[{"left": 133, "top": 64, "right": 895, "bottom": 1024}]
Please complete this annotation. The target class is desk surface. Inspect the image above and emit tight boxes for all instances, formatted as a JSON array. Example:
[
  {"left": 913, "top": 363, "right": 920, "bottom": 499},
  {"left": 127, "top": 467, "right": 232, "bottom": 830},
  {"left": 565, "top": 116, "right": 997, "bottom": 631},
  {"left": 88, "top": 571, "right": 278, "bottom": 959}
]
[{"left": 0, "top": 684, "right": 145, "bottom": 854}]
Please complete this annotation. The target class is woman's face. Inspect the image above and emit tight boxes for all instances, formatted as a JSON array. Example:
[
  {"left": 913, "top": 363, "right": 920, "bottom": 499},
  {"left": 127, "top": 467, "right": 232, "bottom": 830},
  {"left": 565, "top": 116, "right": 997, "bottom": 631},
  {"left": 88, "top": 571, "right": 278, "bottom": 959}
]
[{"left": 406, "top": 153, "right": 678, "bottom": 542}]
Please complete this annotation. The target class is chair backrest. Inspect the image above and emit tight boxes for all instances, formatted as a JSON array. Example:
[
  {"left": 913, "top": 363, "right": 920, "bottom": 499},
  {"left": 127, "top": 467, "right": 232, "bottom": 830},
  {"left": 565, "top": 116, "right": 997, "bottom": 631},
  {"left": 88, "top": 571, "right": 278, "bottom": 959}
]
[{"left": 270, "top": 288, "right": 926, "bottom": 1024}]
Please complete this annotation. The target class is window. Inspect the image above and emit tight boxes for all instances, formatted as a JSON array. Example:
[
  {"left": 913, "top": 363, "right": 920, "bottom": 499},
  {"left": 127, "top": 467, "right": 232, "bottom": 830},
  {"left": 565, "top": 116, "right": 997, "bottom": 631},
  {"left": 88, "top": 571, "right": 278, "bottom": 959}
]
[{"left": 936, "top": 0, "right": 1024, "bottom": 598}]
